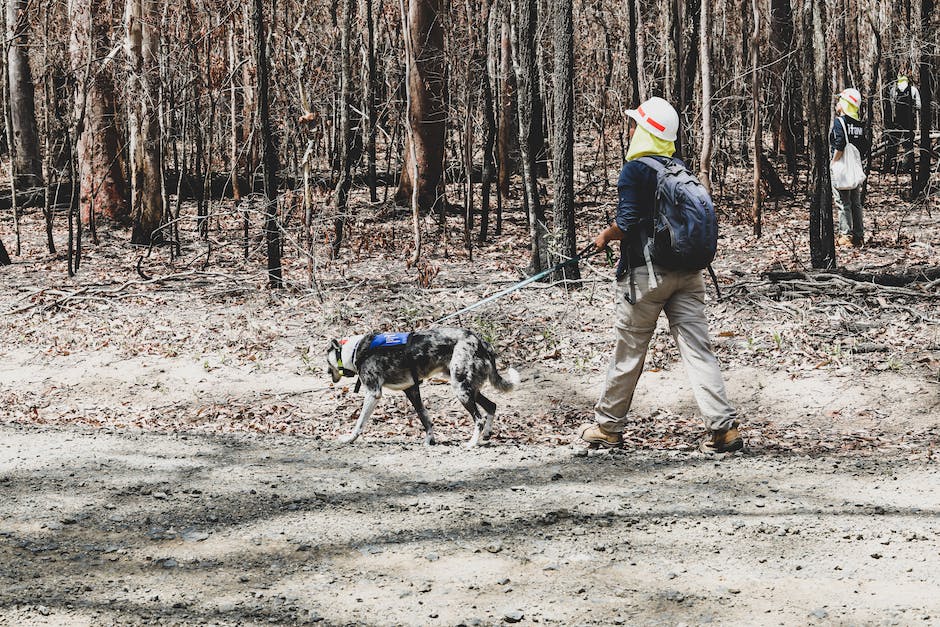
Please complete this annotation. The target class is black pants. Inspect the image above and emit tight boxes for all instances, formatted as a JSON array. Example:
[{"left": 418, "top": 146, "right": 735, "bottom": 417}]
[{"left": 885, "top": 128, "right": 915, "bottom": 173}]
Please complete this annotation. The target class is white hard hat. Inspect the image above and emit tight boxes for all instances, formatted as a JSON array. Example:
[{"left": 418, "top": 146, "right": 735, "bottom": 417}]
[
  {"left": 839, "top": 88, "right": 861, "bottom": 107},
  {"left": 626, "top": 97, "right": 679, "bottom": 141}
]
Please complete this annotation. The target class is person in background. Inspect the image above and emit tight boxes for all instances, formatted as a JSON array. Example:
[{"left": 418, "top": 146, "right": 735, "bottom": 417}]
[
  {"left": 885, "top": 74, "right": 921, "bottom": 174},
  {"left": 831, "top": 88, "right": 870, "bottom": 248}
]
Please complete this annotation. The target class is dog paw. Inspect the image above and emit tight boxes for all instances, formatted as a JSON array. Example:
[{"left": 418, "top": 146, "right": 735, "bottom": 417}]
[{"left": 337, "top": 433, "right": 359, "bottom": 445}]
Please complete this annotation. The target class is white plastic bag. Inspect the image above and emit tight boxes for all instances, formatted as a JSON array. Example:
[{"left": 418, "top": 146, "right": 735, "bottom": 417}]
[{"left": 830, "top": 117, "right": 866, "bottom": 191}]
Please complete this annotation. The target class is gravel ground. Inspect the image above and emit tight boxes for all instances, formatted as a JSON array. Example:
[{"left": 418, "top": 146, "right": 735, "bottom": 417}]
[{"left": 2, "top": 425, "right": 940, "bottom": 626}]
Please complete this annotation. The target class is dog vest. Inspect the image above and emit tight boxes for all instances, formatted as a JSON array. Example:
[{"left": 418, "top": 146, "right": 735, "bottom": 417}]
[
  {"left": 341, "top": 332, "right": 418, "bottom": 393},
  {"left": 368, "top": 332, "right": 410, "bottom": 350}
]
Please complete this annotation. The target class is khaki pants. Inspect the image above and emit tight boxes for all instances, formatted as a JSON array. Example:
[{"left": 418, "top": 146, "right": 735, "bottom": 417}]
[{"left": 594, "top": 266, "right": 737, "bottom": 433}]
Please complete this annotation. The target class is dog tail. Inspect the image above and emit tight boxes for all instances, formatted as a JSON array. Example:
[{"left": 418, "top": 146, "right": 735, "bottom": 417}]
[{"left": 489, "top": 359, "right": 520, "bottom": 392}]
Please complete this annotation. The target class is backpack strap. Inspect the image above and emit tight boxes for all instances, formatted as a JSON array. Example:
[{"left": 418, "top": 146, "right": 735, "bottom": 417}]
[
  {"left": 636, "top": 155, "right": 672, "bottom": 172},
  {"left": 706, "top": 264, "right": 722, "bottom": 302},
  {"left": 837, "top": 115, "right": 848, "bottom": 142},
  {"left": 636, "top": 156, "right": 674, "bottom": 290}
]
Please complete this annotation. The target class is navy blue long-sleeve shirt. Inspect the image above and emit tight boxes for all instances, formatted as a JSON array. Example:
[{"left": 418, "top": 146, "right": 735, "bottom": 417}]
[
  {"left": 614, "top": 156, "right": 686, "bottom": 277},
  {"left": 829, "top": 114, "right": 870, "bottom": 159}
]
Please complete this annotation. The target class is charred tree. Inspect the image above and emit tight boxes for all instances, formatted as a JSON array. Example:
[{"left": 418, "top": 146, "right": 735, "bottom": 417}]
[
  {"left": 395, "top": 0, "right": 447, "bottom": 214},
  {"left": 770, "top": 0, "right": 800, "bottom": 177},
  {"left": 497, "top": 10, "right": 516, "bottom": 201},
  {"left": 6, "top": 0, "right": 42, "bottom": 188},
  {"left": 912, "top": 0, "right": 934, "bottom": 197},
  {"left": 126, "top": 0, "right": 165, "bottom": 246},
  {"left": 331, "top": 0, "right": 356, "bottom": 258},
  {"left": 362, "top": 0, "right": 379, "bottom": 202},
  {"left": 552, "top": 0, "right": 578, "bottom": 283},
  {"left": 751, "top": 0, "right": 761, "bottom": 237},
  {"left": 512, "top": 0, "right": 548, "bottom": 273},
  {"left": 479, "top": 1, "right": 498, "bottom": 243},
  {"left": 800, "top": 0, "right": 836, "bottom": 268},
  {"left": 252, "top": 0, "right": 282, "bottom": 287},
  {"left": 0, "top": 236, "right": 9, "bottom": 265},
  {"left": 698, "top": 0, "right": 713, "bottom": 192},
  {"left": 68, "top": 0, "right": 129, "bottom": 226}
]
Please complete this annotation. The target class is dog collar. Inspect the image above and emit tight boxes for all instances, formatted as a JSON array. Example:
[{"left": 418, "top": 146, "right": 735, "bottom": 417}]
[{"left": 338, "top": 335, "right": 365, "bottom": 377}]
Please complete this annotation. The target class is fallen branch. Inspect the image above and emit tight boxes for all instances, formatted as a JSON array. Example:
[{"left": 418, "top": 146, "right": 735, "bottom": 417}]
[{"left": 764, "top": 267, "right": 940, "bottom": 288}]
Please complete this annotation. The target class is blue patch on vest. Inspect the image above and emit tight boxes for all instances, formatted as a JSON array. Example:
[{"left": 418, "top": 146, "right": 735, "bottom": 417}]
[{"left": 368, "top": 332, "right": 410, "bottom": 350}]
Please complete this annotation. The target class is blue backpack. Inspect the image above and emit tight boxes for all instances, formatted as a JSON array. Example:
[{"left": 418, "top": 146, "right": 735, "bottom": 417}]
[{"left": 638, "top": 156, "right": 718, "bottom": 272}]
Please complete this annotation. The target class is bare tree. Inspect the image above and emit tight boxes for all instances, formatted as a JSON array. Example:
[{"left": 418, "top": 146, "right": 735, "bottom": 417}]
[
  {"left": 913, "top": 0, "right": 934, "bottom": 197},
  {"left": 68, "top": 0, "right": 129, "bottom": 226},
  {"left": 395, "top": 0, "right": 447, "bottom": 214},
  {"left": 5, "top": 0, "right": 42, "bottom": 188},
  {"left": 801, "top": 0, "right": 836, "bottom": 268},
  {"left": 771, "top": 0, "right": 799, "bottom": 176},
  {"left": 126, "top": 0, "right": 164, "bottom": 245},
  {"left": 497, "top": 6, "right": 515, "bottom": 202},
  {"left": 331, "top": 0, "right": 356, "bottom": 258},
  {"left": 751, "top": 0, "right": 761, "bottom": 237},
  {"left": 698, "top": 0, "right": 713, "bottom": 192},
  {"left": 551, "top": 0, "right": 578, "bottom": 282},
  {"left": 361, "top": 0, "right": 378, "bottom": 202},
  {"left": 252, "top": 0, "right": 282, "bottom": 287},
  {"left": 511, "top": 0, "right": 548, "bottom": 273}
]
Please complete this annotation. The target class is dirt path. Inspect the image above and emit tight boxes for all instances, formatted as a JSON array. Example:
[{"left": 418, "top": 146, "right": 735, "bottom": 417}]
[
  {"left": 2, "top": 425, "right": 940, "bottom": 626},
  {"left": 2, "top": 171, "right": 939, "bottom": 625}
]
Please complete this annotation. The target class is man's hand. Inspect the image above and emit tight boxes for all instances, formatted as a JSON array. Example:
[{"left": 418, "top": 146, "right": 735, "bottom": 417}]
[{"left": 594, "top": 223, "right": 625, "bottom": 252}]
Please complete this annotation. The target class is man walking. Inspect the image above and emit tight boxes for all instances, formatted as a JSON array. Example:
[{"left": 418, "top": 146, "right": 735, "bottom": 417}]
[{"left": 578, "top": 97, "right": 742, "bottom": 454}]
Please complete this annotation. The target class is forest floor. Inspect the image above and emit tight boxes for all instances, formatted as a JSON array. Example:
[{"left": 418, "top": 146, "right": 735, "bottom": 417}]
[{"left": 1, "top": 163, "right": 939, "bottom": 625}]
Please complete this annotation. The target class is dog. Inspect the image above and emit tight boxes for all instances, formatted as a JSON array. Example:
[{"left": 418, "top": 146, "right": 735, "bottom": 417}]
[{"left": 326, "top": 328, "right": 519, "bottom": 447}]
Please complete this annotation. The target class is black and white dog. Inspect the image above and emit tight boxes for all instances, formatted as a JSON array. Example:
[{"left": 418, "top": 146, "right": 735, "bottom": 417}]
[{"left": 326, "top": 328, "right": 519, "bottom": 446}]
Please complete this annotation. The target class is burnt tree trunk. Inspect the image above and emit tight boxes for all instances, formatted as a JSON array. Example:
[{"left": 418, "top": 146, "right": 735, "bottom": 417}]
[
  {"left": 497, "top": 10, "right": 516, "bottom": 200},
  {"left": 126, "top": 0, "right": 165, "bottom": 245},
  {"left": 331, "top": 0, "right": 356, "bottom": 258},
  {"left": 698, "top": 0, "right": 713, "bottom": 192},
  {"left": 552, "top": 0, "right": 578, "bottom": 283},
  {"left": 6, "top": 0, "right": 43, "bottom": 188},
  {"left": 68, "top": 0, "right": 129, "bottom": 226},
  {"left": 479, "top": 0, "right": 498, "bottom": 242},
  {"left": 252, "top": 0, "right": 282, "bottom": 287},
  {"left": 801, "top": 0, "right": 836, "bottom": 268},
  {"left": 512, "top": 0, "right": 548, "bottom": 273},
  {"left": 395, "top": 0, "right": 447, "bottom": 214},
  {"left": 771, "top": 0, "right": 799, "bottom": 176},
  {"left": 751, "top": 0, "right": 761, "bottom": 237},
  {"left": 913, "top": 0, "right": 934, "bottom": 197},
  {"left": 362, "top": 0, "right": 378, "bottom": 202}
]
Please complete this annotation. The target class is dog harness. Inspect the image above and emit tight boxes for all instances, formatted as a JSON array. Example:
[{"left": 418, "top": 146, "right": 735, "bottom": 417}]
[
  {"left": 368, "top": 332, "right": 410, "bottom": 350},
  {"left": 337, "top": 332, "right": 418, "bottom": 392}
]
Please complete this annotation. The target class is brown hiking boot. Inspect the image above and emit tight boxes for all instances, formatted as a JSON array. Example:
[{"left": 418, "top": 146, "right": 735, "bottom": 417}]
[
  {"left": 578, "top": 424, "right": 623, "bottom": 449},
  {"left": 700, "top": 422, "right": 744, "bottom": 454},
  {"left": 836, "top": 234, "right": 854, "bottom": 248}
]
